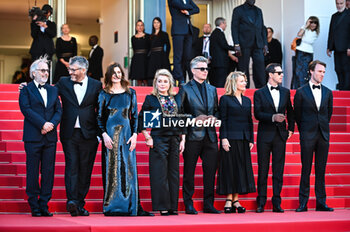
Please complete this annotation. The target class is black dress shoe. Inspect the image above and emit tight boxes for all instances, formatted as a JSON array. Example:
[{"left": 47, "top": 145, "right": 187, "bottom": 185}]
[
  {"left": 296, "top": 204, "right": 308, "bottom": 212},
  {"left": 78, "top": 207, "right": 90, "bottom": 216},
  {"left": 203, "top": 206, "right": 221, "bottom": 214},
  {"left": 40, "top": 209, "right": 53, "bottom": 216},
  {"left": 316, "top": 204, "right": 334, "bottom": 212},
  {"left": 137, "top": 209, "right": 155, "bottom": 216},
  {"left": 67, "top": 201, "right": 79, "bottom": 216},
  {"left": 31, "top": 209, "right": 41, "bottom": 217},
  {"left": 256, "top": 206, "right": 264, "bottom": 213},
  {"left": 272, "top": 205, "right": 284, "bottom": 213},
  {"left": 168, "top": 210, "right": 178, "bottom": 215},
  {"left": 185, "top": 205, "right": 198, "bottom": 215},
  {"left": 160, "top": 211, "right": 170, "bottom": 216}
]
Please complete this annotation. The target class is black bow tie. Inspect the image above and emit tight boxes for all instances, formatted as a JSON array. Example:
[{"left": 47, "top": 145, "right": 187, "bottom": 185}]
[
  {"left": 271, "top": 86, "right": 280, "bottom": 91},
  {"left": 73, "top": 81, "right": 83, "bottom": 86},
  {"left": 204, "top": 35, "right": 210, "bottom": 38},
  {"left": 312, "top": 84, "right": 320, "bottom": 90},
  {"left": 38, "top": 84, "right": 46, "bottom": 89}
]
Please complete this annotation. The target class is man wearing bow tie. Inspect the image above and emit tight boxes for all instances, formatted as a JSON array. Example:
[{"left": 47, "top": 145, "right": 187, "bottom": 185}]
[
  {"left": 55, "top": 56, "right": 102, "bottom": 216},
  {"left": 254, "top": 63, "right": 294, "bottom": 213},
  {"left": 87, "top": 35, "right": 104, "bottom": 81},
  {"left": 19, "top": 56, "right": 62, "bottom": 216},
  {"left": 294, "top": 60, "right": 334, "bottom": 212}
]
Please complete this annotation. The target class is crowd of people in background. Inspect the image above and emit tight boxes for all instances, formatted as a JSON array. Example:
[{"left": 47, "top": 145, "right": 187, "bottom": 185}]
[{"left": 16, "top": 0, "right": 349, "bottom": 217}]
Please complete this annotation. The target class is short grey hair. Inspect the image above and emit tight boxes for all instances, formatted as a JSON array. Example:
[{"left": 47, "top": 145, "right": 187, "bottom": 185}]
[
  {"left": 190, "top": 56, "right": 208, "bottom": 69},
  {"left": 69, "top": 56, "right": 89, "bottom": 70},
  {"left": 29, "top": 55, "right": 49, "bottom": 79},
  {"left": 215, "top": 17, "right": 226, "bottom": 27}
]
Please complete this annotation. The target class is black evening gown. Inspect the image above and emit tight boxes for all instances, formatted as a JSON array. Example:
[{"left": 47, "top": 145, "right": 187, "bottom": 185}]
[
  {"left": 130, "top": 34, "right": 150, "bottom": 80},
  {"left": 97, "top": 88, "right": 139, "bottom": 216},
  {"left": 54, "top": 37, "right": 77, "bottom": 83},
  {"left": 217, "top": 95, "right": 256, "bottom": 195},
  {"left": 147, "top": 31, "right": 171, "bottom": 79}
]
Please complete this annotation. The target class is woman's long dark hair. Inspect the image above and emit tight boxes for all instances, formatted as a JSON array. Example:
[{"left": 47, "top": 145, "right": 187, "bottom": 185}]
[
  {"left": 104, "top": 62, "right": 130, "bottom": 93},
  {"left": 151, "top": 17, "right": 163, "bottom": 38}
]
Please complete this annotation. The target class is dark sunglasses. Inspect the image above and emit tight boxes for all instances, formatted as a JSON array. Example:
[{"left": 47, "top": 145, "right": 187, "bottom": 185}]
[
  {"left": 273, "top": 71, "right": 283, "bottom": 75},
  {"left": 310, "top": 21, "right": 318, "bottom": 24},
  {"left": 194, "top": 67, "right": 209, "bottom": 71}
]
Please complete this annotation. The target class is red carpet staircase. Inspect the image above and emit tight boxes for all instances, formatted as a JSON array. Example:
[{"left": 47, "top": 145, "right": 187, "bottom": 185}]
[{"left": 0, "top": 84, "right": 349, "bottom": 213}]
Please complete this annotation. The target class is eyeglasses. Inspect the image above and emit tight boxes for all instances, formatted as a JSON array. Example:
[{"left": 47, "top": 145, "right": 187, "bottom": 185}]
[
  {"left": 310, "top": 21, "right": 318, "bottom": 24},
  {"left": 194, "top": 67, "right": 209, "bottom": 72},
  {"left": 273, "top": 71, "right": 283, "bottom": 75},
  {"left": 68, "top": 68, "right": 81, "bottom": 72},
  {"left": 37, "top": 69, "right": 49, "bottom": 73}
]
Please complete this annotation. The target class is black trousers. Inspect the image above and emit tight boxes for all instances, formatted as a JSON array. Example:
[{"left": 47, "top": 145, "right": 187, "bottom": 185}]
[
  {"left": 61, "top": 128, "right": 99, "bottom": 208},
  {"left": 149, "top": 135, "right": 180, "bottom": 211},
  {"left": 209, "top": 67, "right": 228, "bottom": 88},
  {"left": 182, "top": 134, "right": 218, "bottom": 208},
  {"left": 256, "top": 133, "right": 286, "bottom": 207},
  {"left": 334, "top": 51, "right": 350, "bottom": 90},
  {"left": 299, "top": 130, "right": 329, "bottom": 205},
  {"left": 172, "top": 33, "right": 192, "bottom": 83},
  {"left": 24, "top": 138, "right": 56, "bottom": 211},
  {"left": 238, "top": 47, "right": 265, "bottom": 88}
]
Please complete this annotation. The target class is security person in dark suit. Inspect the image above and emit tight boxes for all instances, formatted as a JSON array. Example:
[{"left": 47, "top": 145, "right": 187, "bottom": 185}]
[
  {"left": 254, "top": 63, "right": 294, "bottom": 213},
  {"left": 231, "top": 0, "right": 268, "bottom": 88},
  {"left": 178, "top": 56, "right": 220, "bottom": 214},
  {"left": 294, "top": 60, "right": 334, "bottom": 212},
  {"left": 168, "top": 0, "right": 199, "bottom": 85},
  {"left": 327, "top": 0, "right": 350, "bottom": 90},
  {"left": 19, "top": 56, "right": 62, "bottom": 216},
  {"left": 87, "top": 35, "right": 104, "bottom": 81},
  {"left": 209, "top": 17, "right": 236, "bottom": 88},
  {"left": 29, "top": 4, "right": 56, "bottom": 61}
]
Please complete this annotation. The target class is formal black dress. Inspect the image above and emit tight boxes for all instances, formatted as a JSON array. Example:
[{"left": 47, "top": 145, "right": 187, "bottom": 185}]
[
  {"left": 130, "top": 34, "right": 150, "bottom": 81},
  {"left": 138, "top": 94, "right": 182, "bottom": 211},
  {"left": 147, "top": 32, "right": 171, "bottom": 79},
  {"left": 97, "top": 88, "right": 138, "bottom": 216},
  {"left": 54, "top": 37, "right": 77, "bottom": 83},
  {"left": 217, "top": 95, "right": 256, "bottom": 195}
]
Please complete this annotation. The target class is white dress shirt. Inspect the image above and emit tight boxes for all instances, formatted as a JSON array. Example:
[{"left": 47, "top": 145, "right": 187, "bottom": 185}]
[
  {"left": 267, "top": 83, "right": 280, "bottom": 112},
  {"left": 309, "top": 81, "right": 322, "bottom": 111},
  {"left": 74, "top": 76, "right": 88, "bottom": 128},
  {"left": 33, "top": 80, "right": 47, "bottom": 107},
  {"left": 202, "top": 35, "right": 210, "bottom": 58}
]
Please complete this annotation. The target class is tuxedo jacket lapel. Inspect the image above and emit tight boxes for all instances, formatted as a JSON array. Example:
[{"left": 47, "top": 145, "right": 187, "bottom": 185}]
[
  {"left": 29, "top": 82, "right": 45, "bottom": 107},
  {"left": 277, "top": 88, "right": 286, "bottom": 113},
  {"left": 80, "top": 78, "right": 92, "bottom": 106},
  {"left": 262, "top": 86, "right": 276, "bottom": 112},
  {"left": 305, "top": 84, "right": 318, "bottom": 111}
]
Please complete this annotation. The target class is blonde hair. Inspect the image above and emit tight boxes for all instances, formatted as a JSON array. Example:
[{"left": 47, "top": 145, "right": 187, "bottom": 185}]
[
  {"left": 224, "top": 71, "right": 247, "bottom": 96},
  {"left": 151, "top": 69, "right": 176, "bottom": 96}
]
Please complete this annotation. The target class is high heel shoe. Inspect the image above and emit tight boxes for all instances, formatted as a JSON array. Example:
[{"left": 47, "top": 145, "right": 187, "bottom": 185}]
[
  {"left": 232, "top": 200, "right": 246, "bottom": 213},
  {"left": 224, "top": 199, "right": 235, "bottom": 213}
]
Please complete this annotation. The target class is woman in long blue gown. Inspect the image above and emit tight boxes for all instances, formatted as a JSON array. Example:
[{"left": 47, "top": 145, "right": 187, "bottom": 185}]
[{"left": 97, "top": 62, "right": 138, "bottom": 216}]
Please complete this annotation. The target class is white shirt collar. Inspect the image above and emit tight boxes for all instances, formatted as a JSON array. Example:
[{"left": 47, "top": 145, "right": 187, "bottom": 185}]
[
  {"left": 309, "top": 81, "right": 321, "bottom": 90},
  {"left": 33, "top": 79, "right": 45, "bottom": 88},
  {"left": 216, "top": 26, "right": 224, "bottom": 32}
]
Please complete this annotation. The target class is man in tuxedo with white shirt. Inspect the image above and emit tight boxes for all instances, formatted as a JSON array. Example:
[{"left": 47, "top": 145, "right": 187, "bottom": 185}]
[
  {"left": 19, "top": 56, "right": 62, "bottom": 216},
  {"left": 254, "top": 63, "right": 294, "bottom": 213},
  {"left": 294, "top": 60, "right": 334, "bottom": 212},
  {"left": 87, "top": 35, "right": 104, "bottom": 81}
]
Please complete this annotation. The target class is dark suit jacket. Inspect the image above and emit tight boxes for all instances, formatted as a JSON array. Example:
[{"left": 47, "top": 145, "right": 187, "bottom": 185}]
[
  {"left": 29, "top": 20, "right": 57, "bottom": 58},
  {"left": 19, "top": 82, "right": 62, "bottom": 142},
  {"left": 178, "top": 79, "right": 219, "bottom": 142},
  {"left": 88, "top": 45, "right": 104, "bottom": 80},
  {"left": 231, "top": 3, "right": 267, "bottom": 49},
  {"left": 210, "top": 28, "right": 234, "bottom": 68},
  {"left": 167, "top": 0, "right": 199, "bottom": 35},
  {"left": 294, "top": 84, "right": 333, "bottom": 141},
  {"left": 219, "top": 95, "right": 253, "bottom": 143},
  {"left": 254, "top": 85, "right": 295, "bottom": 143},
  {"left": 55, "top": 76, "right": 102, "bottom": 141},
  {"left": 327, "top": 8, "right": 350, "bottom": 52}
]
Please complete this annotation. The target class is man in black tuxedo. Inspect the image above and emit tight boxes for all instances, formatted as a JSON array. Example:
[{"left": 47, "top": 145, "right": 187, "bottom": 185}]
[
  {"left": 168, "top": 0, "right": 199, "bottom": 85},
  {"left": 209, "top": 17, "right": 236, "bottom": 88},
  {"left": 178, "top": 56, "right": 220, "bottom": 214},
  {"left": 254, "top": 63, "right": 294, "bottom": 213},
  {"left": 231, "top": 0, "right": 268, "bottom": 88},
  {"left": 29, "top": 4, "right": 56, "bottom": 61},
  {"left": 87, "top": 35, "right": 104, "bottom": 81},
  {"left": 19, "top": 56, "right": 62, "bottom": 216},
  {"left": 327, "top": 0, "right": 350, "bottom": 90},
  {"left": 55, "top": 56, "right": 102, "bottom": 216},
  {"left": 294, "top": 60, "right": 334, "bottom": 212},
  {"left": 195, "top": 24, "right": 212, "bottom": 59}
]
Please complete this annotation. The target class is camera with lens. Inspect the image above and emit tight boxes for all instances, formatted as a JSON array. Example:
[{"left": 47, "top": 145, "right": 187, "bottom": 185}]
[{"left": 29, "top": 6, "right": 47, "bottom": 22}]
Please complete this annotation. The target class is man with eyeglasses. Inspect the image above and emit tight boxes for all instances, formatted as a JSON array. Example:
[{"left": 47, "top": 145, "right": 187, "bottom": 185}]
[
  {"left": 327, "top": 0, "right": 350, "bottom": 90},
  {"left": 178, "top": 56, "right": 220, "bottom": 214},
  {"left": 19, "top": 56, "right": 62, "bottom": 217},
  {"left": 253, "top": 63, "right": 294, "bottom": 213},
  {"left": 294, "top": 60, "right": 334, "bottom": 212}
]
